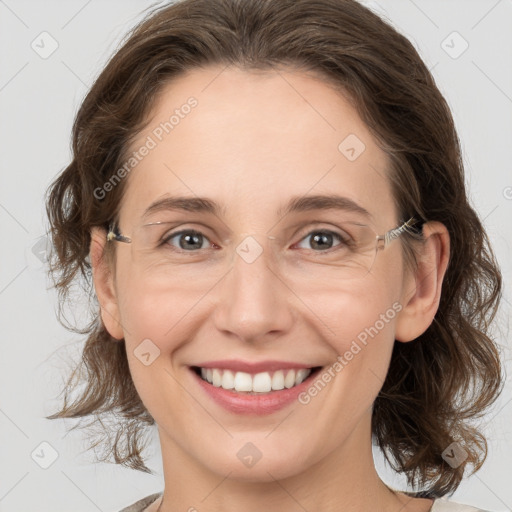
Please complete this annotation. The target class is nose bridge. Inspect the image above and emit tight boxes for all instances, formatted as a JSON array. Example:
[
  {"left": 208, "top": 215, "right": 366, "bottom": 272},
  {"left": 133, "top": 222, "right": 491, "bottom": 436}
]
[
  {"left": 230, "top": 232, "right": 280, "bottom": 302},
  {"left": 231, "top": 232, "right": 282, "bottom": 284},
  {"left": 212, "top": 232, "right": 292, "bottom": 341}
]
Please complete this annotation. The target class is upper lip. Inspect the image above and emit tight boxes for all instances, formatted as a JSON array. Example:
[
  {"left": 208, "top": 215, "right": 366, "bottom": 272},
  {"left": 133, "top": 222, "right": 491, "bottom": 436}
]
[{"left": 192, "top": 360, "right": 320, "bottom": 374}]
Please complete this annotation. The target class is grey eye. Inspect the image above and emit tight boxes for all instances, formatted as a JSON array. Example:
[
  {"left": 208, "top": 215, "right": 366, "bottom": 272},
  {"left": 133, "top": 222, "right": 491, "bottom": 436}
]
[
  {"left": 164, "top": 230, "right": 210, "bottom": 251},
  {"left": 296, "top": 231, "right": 343, "bottom": 251}
]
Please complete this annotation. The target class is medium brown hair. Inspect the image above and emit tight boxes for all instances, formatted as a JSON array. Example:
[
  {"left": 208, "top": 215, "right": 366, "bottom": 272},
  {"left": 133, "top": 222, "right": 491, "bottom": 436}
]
[{"left": 46, "top": 0, "right": 503, "bottom": 497}]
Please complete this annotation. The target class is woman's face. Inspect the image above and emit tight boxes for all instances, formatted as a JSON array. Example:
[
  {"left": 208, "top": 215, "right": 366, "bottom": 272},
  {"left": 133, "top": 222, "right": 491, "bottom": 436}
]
[{"left": 103, "top": 65, "right": 416, "bottom": 481}]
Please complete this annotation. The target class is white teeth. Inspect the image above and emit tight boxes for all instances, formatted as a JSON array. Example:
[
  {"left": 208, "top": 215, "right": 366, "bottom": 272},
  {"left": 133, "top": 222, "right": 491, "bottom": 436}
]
[
  {"left": 234, "top": 371, "right": 252, "bottom": 391},
  {"left": 198, "top": 367, "right": 312, "bottom": 393},
  {"left": 295, "top": 369, "right": 310, "bottom": 386},
  {"left": 253, "top": 372, "right": 272, "bottom": 393},
  {"left": 271, "top": 370, "right": 285, "bottom": 390},
  {"left": 212, "top": 369, "right": 222, "bottom": 387},
  {"left": 284, "top": 370, "right": 296, "bottom": 389},
  {"left": 221, "top": 370, "right": 235, "bottom": 389}
]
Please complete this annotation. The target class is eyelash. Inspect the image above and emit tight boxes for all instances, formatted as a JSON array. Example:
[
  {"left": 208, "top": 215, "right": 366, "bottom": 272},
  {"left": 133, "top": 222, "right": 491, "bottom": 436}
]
[{"left": 159, "top": 228, "right": 349, "bottom": 253}]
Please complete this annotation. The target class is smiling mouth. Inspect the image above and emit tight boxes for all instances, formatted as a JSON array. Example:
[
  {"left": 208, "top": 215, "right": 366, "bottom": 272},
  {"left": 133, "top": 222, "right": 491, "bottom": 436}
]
[{"left": 191, "top": 366, "right": 323, "bottom": 394}]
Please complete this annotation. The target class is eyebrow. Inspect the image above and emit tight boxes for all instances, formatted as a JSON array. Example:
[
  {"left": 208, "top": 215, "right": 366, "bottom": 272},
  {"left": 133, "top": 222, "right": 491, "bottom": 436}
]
[{"left": 142, "top": 194, "right": 371, "bottom": 220}]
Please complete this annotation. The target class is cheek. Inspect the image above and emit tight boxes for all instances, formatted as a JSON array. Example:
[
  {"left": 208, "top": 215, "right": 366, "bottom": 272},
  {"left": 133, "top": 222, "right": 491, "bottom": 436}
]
[
  {"left": 310, "top": 274, "right": 402, "bottom": 350},
  {"left": 333, "top": 301, "right": 399, "bottom": 394},
  {"left": 112, "top": 262, "right": 207, "bottom": 400},
  {"left": 296, "top": 292, "right": 400, "bottom": 444},
  {"left": 331, "top": 301, "right": 399, "bottom": 389},
  {"left": 304, "top": 273, "right": 403, "bottom": 408},
  {"left": 114, "top": 255, "right": 210, "bottom": 343},
  {"left": 114, "top": 275, "right": 203, "bottom": 419}
]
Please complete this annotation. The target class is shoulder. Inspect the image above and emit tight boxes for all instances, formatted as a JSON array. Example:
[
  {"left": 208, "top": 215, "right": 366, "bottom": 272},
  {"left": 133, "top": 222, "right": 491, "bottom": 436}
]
[
  {"left": 118, "top": 492, "right": 163, "bottom": 512},
  {"left": 116, "top": 493, "right": 494, "bottom": 512},
  {"left": 432, "top": 497, "right": 493, "bottom": 512}
]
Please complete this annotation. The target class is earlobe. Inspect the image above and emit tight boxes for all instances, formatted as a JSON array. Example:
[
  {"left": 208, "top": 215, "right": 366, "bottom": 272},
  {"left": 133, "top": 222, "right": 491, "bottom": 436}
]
[
  {"left": 90, "top": 227, "right": 124, "bottom": 340},
  {"left": 395, "top": 221, "right": 450, "bottom": 343}
]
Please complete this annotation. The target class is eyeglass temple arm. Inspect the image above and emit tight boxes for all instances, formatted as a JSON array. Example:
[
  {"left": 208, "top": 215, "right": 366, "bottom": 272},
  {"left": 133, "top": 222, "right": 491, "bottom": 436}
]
[
  {"left": 377, "top": 217, "right": 417, "bottom": 249},
  {"left": 106, "top": 224, "right": 132, "bottom": 243}
]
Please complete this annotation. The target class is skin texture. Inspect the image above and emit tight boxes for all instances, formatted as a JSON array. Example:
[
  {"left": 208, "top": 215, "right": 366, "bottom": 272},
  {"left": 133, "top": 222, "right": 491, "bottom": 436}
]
[{"left": 90, "top": 66, "right": 449, "bottom": 512}]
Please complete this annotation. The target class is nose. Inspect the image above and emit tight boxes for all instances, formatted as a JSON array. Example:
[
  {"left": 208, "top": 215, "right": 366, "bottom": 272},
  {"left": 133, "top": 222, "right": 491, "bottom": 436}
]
[{"left": 212, "top": 234, "right": 294, "bottom": 344}]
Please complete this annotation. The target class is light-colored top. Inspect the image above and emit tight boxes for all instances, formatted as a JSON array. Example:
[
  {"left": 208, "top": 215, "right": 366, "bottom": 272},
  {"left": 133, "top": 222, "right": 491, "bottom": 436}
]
[
  {"left": 431, "top": 497, "right": 490, "bottom": 511},
  {"left": 118, "top": 492, "right": 161, "bottom": 512},
  {"left": 118, "top": 492, "right": 492, "bottom": 512}
]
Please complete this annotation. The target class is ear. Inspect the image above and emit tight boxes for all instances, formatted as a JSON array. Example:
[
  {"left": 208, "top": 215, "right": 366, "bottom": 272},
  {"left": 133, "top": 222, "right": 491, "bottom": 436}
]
[
  {"left": 90, "top": 227, "right": 124, "bottom": 340},
  {"left": 395, "top": 221, "right": 450, "bottom": 342}
]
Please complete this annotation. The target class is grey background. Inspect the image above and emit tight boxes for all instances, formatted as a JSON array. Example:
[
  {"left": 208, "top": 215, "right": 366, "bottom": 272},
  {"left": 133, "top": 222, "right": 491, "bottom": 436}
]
[{"left": 0, "top": 0, "right": 511, "bottom": 511}]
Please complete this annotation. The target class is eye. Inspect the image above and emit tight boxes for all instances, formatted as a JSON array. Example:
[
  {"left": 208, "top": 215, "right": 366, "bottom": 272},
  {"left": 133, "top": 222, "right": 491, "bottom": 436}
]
[
  {"left": 160, "top": 228, "right": 350, "bottom": 252},
  {"left": 162, "top": 229, "right": 212, "bottom": 251},
  {"left": 295, "top": 230, "right": 346, "bottom": 251}
]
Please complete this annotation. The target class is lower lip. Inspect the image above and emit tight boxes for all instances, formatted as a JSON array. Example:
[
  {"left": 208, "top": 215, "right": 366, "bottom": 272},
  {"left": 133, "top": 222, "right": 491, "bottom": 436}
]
[{"left": 190, "top": 367, "right": 321, "bottom": 415}]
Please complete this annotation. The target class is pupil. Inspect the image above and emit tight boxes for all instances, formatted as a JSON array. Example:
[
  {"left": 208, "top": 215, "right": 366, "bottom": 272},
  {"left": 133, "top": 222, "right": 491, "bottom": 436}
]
[
  {"left": 311, "top": 232, "right": 333, "bottom": 250},
  {"left": 180, "top": 232, "right": 202, "bottom": 250}
]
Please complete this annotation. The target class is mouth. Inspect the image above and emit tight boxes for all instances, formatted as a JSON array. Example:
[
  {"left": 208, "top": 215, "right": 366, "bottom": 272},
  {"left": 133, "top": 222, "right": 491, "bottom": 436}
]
[{"left": 191, "top": 365, "right": 323, "bottom": 394}]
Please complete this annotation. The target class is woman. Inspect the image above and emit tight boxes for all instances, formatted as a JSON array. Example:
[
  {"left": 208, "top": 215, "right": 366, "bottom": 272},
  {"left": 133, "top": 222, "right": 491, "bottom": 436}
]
[{"left": 45, "top": 0, "right": 504, "bottom": 511}]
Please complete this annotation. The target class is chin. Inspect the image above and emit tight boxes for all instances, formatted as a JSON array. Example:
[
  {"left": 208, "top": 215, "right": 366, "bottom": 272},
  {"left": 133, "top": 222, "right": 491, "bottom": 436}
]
[{"left": 198, "top": 439, "right": 312, "bottom": 483}]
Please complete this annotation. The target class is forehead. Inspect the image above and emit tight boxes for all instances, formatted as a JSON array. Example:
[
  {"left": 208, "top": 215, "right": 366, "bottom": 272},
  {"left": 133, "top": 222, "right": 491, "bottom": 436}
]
[{"left": 119, "top": 65, "right": 396, "bottom": 227}]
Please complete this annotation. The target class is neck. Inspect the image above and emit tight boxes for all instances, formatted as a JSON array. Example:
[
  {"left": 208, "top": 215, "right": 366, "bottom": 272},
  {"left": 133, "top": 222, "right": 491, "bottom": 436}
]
[{"left": 155, "top": 409, "right": 410, "bottom": 512}]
